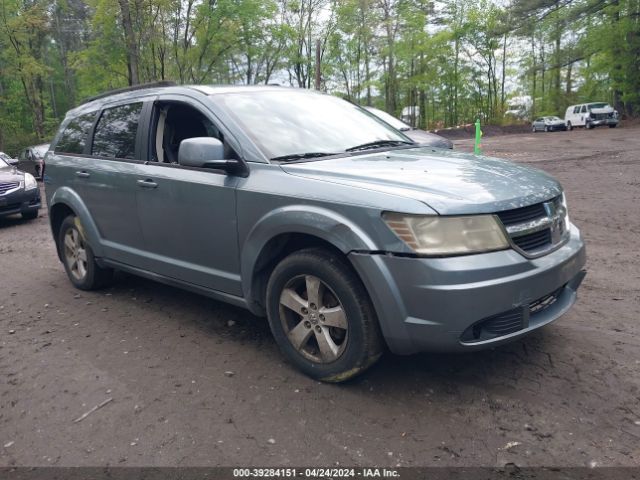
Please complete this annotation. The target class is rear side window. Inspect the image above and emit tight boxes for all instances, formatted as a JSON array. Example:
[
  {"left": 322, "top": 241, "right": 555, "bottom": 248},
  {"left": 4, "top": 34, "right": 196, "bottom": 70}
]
[
  {"left": 92, "top": 103, "right": 143, "bottom": 159},
  {"left": 55, "top": 112, "right": 97, "bottom": 154}
]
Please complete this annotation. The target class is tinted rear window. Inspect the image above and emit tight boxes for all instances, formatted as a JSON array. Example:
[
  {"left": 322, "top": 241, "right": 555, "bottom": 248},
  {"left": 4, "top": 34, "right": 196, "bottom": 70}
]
[
  {"left": 92, "top": 103, "right": 143, "bottom": 159},
  {"left": 56, "top": 113, "right": 96, "bottom": 154}
]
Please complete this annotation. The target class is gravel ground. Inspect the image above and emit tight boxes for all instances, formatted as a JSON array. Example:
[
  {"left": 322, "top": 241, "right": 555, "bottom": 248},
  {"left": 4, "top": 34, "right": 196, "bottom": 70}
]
[{"left": 1, "top": 125, "right": 639, "bottom": 468}]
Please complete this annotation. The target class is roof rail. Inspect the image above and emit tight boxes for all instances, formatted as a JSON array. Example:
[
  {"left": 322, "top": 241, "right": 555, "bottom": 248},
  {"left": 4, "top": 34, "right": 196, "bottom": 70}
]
[{"left": 79, "top": 81, "right": 177, "bottom": 105}]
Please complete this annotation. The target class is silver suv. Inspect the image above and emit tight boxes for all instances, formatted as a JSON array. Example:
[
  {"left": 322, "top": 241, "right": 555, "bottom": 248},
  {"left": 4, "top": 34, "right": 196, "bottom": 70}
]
[{"left": 45, "top": 84, "right": 586, "bottom": 382}]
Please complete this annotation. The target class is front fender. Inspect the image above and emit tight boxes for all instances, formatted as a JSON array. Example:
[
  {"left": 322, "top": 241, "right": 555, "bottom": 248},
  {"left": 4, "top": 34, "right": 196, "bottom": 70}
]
[
  {"left": 240, "top": 205, "right": 377, "bottom": 312},
  {"left": 49, "top": 186, "right": 104, "bottom": 257}
]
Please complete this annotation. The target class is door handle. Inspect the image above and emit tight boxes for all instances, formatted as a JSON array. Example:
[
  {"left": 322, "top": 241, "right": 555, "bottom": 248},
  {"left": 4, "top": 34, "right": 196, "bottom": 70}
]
[
  {"left": 137, "top": 179, "right": 158, "bottom": 189},
  {"left": 75, "top": 171, "right": 90, "bottom": 178}
]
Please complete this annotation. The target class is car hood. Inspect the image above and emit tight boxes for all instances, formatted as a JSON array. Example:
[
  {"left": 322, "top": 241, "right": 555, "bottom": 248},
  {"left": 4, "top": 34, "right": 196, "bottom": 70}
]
[
  {"left": 403, "top": 129, "right": 453, "bottom": 149},
  {"left": 281, "top": 147, "right": 562, "bottom": 215},
  {"left": 0, "top": 166, "right": 23, "bottom": 183}
]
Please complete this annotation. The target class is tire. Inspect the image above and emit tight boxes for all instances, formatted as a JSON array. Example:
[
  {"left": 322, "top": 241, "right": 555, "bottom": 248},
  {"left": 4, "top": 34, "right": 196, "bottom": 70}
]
[
  {"left": 58, "top": 215, "right": 113, "bottom": 290},
  {"left": 532, "top": 126, "right": 537, "bottom": 132},
  {"left": 266, "top": 248, "right": 383, "bottom": 382},
  {"left": 586, "top": 121, "right": 593, "bottom": 129},
  {"left": 567, "top": 121, "right": 572, "bottom": 131},
  {"left": 544, "top": 126, "right": 549, "bottom": 132},
  {"left": 21, "top": 210, "right": 38, "bottom": 220},
  {"left": 609, "top": 124, "right": 617, "bottom": 128}
]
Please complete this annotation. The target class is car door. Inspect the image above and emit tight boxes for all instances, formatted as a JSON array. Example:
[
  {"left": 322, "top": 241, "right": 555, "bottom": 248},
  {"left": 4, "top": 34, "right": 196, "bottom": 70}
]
[
  {"left": 17, "top": 149, "right": 34, "bottom": 176},
  {"left": 578, "top": 105, "right": 587, "bottom": 126},
  {"left": 79, "top": 101, "right": 149, "bottom": 265},
  {"left": 133, "top": 97, "right": 242, "bottom": 296}
]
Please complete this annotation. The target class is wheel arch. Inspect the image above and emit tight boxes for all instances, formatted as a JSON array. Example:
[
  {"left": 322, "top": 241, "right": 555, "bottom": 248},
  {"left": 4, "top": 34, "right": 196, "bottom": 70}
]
[
  {"left": 49, "top": 187, "right": 104, "bottom": 260},
  {"left": 240, "top": 206, "right": 378, "bottom": 316}
]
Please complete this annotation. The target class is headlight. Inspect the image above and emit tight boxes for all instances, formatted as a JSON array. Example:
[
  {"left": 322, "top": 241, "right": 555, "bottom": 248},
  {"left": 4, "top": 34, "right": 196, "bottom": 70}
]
[
  {"left": 383, "top": 213, "right": 510, "bottom": 256},
  {"left": 24, "top": 173, "right": 37, "bottom": 191}
]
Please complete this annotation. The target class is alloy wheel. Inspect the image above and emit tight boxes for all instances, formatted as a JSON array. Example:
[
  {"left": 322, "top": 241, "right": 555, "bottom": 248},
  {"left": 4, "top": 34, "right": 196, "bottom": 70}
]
[
  {"left": 278, "top": 274, "right": 348, "bottom": 363},
  {"left": 63, "top": 227, "right": 88, "bottom": 281}
]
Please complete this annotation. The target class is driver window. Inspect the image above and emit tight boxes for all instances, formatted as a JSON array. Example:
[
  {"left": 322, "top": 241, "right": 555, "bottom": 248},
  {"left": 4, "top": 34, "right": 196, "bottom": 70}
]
[
  {"left": 580, "top": 105, "right": 587, "bottom": 113},
  {"left": 152, "top": 102, "right": 238, "bottom": 164}
]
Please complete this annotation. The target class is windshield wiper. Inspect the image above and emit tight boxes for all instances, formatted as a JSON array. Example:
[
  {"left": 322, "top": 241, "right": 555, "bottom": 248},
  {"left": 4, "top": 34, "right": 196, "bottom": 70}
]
[
  {"left": 270, "top": 152, "right": 338, "bottom": 163},
  {"left": 346, "top": 139, "right": 414, "bottom": 152}
]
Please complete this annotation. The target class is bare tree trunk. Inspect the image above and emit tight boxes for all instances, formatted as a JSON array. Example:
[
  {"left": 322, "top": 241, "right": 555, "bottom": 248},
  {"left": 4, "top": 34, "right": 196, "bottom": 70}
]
[
  {"left": 118, "top": 0, "right": 140, "bottom": 85},
  {"left": 501, "top": 33, "right": 507, "bottom": 113}
]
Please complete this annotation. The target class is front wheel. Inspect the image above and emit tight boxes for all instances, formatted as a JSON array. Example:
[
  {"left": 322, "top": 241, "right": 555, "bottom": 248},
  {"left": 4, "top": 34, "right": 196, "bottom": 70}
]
[
  {"left": 58, "top": 215, "right": 113, "bottom": 290},
  {"left": 544, "top": 126, "right": 549, "bottom": 132},
  {"left": 266, "top": 248, "right": 383, "bottom": 382},
  {"left": 609, "top": 124, "right": 617, "bottom": 128},
  {"left": 586, "top": 121, "right": 593, "bottom": 129},
  {"left": 532, "top": 126, "right": 537, "bottom": 132}
]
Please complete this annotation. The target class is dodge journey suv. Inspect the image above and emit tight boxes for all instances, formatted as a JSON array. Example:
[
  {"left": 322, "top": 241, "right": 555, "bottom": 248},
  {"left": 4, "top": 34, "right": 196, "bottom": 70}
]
[{"left": 45, "top": 83, "right": 586, "bottom": 382}]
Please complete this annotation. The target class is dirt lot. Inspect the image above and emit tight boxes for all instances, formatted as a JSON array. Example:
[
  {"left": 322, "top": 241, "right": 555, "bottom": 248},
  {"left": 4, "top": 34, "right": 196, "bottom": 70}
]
[{"left": 1, "top": 125, "right": 639, "bottom": 468}]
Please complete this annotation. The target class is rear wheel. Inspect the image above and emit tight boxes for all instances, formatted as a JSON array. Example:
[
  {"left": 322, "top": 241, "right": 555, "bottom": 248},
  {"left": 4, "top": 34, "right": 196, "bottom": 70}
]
[
  {"left": 58, "top": 215, "right": 113, "bottom": 290},
  {"left": 609, "top": 124, "right": 617, "bottom": 128},
  {"left": 266, "top": 248, "right": 383, "bottom": 382},
  {"left": 567, "top": 121, "right": 572, "bottom": 131}
]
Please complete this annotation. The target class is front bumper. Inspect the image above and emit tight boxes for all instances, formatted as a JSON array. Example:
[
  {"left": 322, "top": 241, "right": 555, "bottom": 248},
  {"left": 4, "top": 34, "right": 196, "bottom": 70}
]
[
  {"left": 590, "top": 118, "right": 618, "bottom": 127},
  {"left": 0, "top": 187, "right": 41, "bottom": 218},
  {"left": 349, "top": 223, "right": 586, "bottom": 354}
]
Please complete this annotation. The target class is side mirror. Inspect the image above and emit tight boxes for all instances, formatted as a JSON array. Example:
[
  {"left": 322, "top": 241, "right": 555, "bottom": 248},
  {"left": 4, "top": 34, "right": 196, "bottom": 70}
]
[
  {"left": 178, "top": 137, "right": 224, "bottom": 167},
  {"left": 178, "top": 137, "right": 247, "bottom": 176},
  {"left": 8, "top": 158, "right": 18, "bottom": 166}
]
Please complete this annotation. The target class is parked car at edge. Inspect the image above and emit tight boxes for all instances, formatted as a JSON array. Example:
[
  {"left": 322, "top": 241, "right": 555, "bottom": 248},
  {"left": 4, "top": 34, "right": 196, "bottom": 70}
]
[
  {"left": 363, "top": 106, "right": 453, "bottom": 149},
  {"left": 0, "top": 152, "right": 18, "bottom": 166},
  {"left": 0, "top": 157, "right": 41, "bottom": 220},
  {"left": 17, "top": 144, "right": 50, "bottom": 179},
  {"left": 564, "top": 103, "right": 619, "bottom": 130},
  {"left": 532, "top": 116, "right": 567, "bottom": 132},
  {"left": 45, "top": 84, "right": 586, "bottom": 382}
]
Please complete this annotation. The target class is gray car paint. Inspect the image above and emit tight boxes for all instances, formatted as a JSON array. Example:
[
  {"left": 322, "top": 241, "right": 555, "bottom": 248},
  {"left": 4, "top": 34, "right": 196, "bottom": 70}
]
[{"left": 45, "top": 85, "right": 586, "bottom": 354}]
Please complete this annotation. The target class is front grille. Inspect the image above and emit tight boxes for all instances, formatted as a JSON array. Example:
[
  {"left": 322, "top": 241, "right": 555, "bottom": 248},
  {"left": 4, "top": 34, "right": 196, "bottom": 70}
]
[
  {"left": 496, "top": 203, "right": 546, "bottom": 226},
  {"left": 0, "top": 181, "right": 20, "bottom": 194},
  {"left": 513, "top": 228, "right": 551, "bottom": 251},
  {"left": 591, "top": 112, "right": 613, "bottom": 120},
  {"left": 496, "top": 196, "right": 565, "bottom": 256},
  {"left": 461, "top": 285, "right": 565, "bottom": 342}
]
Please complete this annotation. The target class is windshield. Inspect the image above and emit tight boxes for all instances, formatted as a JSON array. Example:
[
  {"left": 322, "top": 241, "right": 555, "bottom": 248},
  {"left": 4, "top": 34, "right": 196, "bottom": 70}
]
[
  {"left": 546, "top": 116, "right": 562, "bottom": 121},
  {"left": 588, "top": 103, "right": 609, "bottom": 110},
  {"left": 0, "top": 158, "right": 9, "bottom": 168},
  {"left": 212, "top": 90, "right": 412, "bottom": 160},
  {"left": 364, "top": 107, "right": 411, "bottom": 131}
]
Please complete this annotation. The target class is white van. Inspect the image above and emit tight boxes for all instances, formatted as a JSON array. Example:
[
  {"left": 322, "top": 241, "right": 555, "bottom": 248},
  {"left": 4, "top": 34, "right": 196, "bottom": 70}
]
[{"left": 564, "top": 102, "right": 619, "bottom": 130}]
